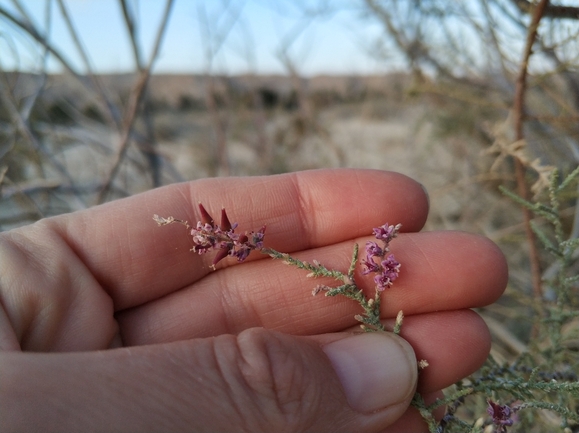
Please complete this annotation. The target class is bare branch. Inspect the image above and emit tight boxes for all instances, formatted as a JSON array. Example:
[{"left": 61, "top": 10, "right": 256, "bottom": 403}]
[
  {"left": 512, "top": 0, "right": 550, "bottom": 300},
  {"left": 0, "top": 4, "right": 82, "bottom": 78},
  {"left": 0, "top": 3, "right": 122, "bottom": 128},
  {"left": 363, "top": 0, "right": 452, "bottom": 77},
  {"left": 0, "top": 77, "right": 87, "bottom": 210},
  {"left": 19, "top": 0, "right": 51, "bottom": 122},
  {"left": 119, "top": 0, "right": 144, "bottom": 70},
  {"left": 55, "top": 0, "right": 122, "bottom": 128},
  {"left": 97, "top": 0, "right": 175, "bottom": 204},
  {"left": 9, "top": 0, "right": 35, "bottom": 26},
  {"left": 0, "top": 166, "right": 7, "bottom": 189},
  {"left": 118, "top": 0, "right": 163, "bottom": 186},
  {"left": 196, "top": 1, "right": 247, "bottom": 176},
  {"left": 511, "top": 0, "right": 579, "bottom": 20}
]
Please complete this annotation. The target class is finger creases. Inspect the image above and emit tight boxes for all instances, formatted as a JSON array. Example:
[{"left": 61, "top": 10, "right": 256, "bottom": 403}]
[
  {"left": 388, "top": 309, "right": 491, "bottom": 394},
  {"left": 117, "top": 230, "right": 506, "bottom": 346},
  {"left": 55, "top": 169, "right": 429, "bottom": 310},
  {"left": 0, "top": 329, "right": 418, "bottom": 432}
]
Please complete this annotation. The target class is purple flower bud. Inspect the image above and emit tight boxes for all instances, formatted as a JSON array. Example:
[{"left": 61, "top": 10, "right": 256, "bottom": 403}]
[
  {"left": 220, "top": 208, "right": 233, "bottom": 232},
  {"left": 192, "top": 244, "right": 212, "bottom": 254},
  {"left": 252, "top": 225, "right": 266, "bottom": 249},
  {"left": 191, "top": 223, "right": 218, "bottom": 253},
  {"left": 198, "top": 203, "right": 214, "bottom": 226},
  {"left": 233, "top": 245, "right": 252, "bottom": 262},
  {"left": 361, "top": 256, "right": 381, "bottom": 275},
  {"left": 191, "top": 205, "right": 266, "bottom": 267},
  {"left": 381, "top": 254, "right": 400, "bottom": 275},
  {"left": 373, "top": 223, "right": 400, "bottom": 244},
  {"left": 487, "top": 400, "right": 514, "bottom": 431},
  {"left": 212, "top": 247, "right": 231, "bottom": 266},
  {"left": 365, "top": 241, "right": 383, "bottom": 257},
  {"left": 362, "top": 224, "right": 402, "bottom": 291},
  {"left": 374, "top": 273, "right": 394, "bottom": 291}
]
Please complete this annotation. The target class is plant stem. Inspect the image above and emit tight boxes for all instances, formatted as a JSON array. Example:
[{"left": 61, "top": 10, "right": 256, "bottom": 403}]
[{"left": 261, "top": 245, "right": 385, "bottom": 331}]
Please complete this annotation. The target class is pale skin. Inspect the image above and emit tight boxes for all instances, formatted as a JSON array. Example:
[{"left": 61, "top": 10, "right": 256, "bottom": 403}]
[{"left": 0, "top": 169, "right": 508, "bottom": 432}]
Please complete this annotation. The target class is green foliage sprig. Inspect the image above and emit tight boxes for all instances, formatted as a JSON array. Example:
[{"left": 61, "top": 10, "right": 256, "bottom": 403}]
[{"left": 428, "top": 168, "right": 579, "bottom": 433}]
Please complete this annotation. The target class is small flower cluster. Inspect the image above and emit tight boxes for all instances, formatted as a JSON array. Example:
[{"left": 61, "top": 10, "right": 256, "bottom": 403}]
[
  {"left": 154, "top": 204, "right": 266, "bottom": 267},
  {"left": 361, "top": 223, "right": 402, "bottom": 291},
  {"left": 487, "top": 400, "right": 514, "bottom": 433},
  {"left": 193, "top": 203, "right": 266, "bottom": 266}
]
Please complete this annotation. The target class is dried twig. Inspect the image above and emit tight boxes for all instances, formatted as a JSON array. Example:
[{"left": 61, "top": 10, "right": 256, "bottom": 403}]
[
  {"left": 18, "top": 0, "right": 51, "bottom": 121},
  {"left": 0, "top": 3, "right": 121, "bottom": 127},
  {"left": 0, "top": 166, "right": 8, "bottom": 189},
  {"left": 119, "top": 0, "right": 144, "bottom": 70},
  {"left": 0, "top": 78, "right": 86, "bottom": 210},
  {"left": 0, "top": 173, "right": 45, "bottom": 227},
  {"left": 363, "top": 0, "right": 451, "bottom": 77},
  {"left": 197, "top": 1, "right": 245, "bottom": 176},
  {"left": 0, "top": 5, "right": 82, "bottom": 80},
  {"left": 97, "top": 0, "right": 175, "bottom": 204},
  {"left": 275, "top": 7, "right": 346, "bottom": 167},
  {"left": 117, "top": 0, "right": 162, "bottom": 187},
  {"left": 511, "top": 0, "right": 579, "bottom": 20},
  {"left": 56, "top": 0, "right": 122, "bottom": 128},
  {"left": 512, "top": 0, "right": 550, "bottom": 300}
]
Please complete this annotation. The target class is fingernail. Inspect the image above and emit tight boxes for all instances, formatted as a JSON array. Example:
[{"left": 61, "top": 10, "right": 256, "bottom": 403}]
[{"left": 322, "top": 333, "right": 417, "bottom": 413}]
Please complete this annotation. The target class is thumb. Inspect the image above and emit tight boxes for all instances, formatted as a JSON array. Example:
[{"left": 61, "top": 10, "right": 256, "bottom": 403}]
[{"left": 0, "top": 328, "right": 417, "bottom": 433}]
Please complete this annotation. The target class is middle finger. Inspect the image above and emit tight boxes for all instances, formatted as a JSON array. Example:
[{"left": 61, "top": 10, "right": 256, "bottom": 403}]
[{"left": 117, "top": 230, "right": 506, "bottom": 345}]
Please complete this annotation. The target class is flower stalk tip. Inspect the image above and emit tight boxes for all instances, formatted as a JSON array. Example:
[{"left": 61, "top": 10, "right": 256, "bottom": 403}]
[
  {"left": 362, "top": 223, "right": 402, "bottom": 292},
  {"left": 220, "top": 208, "right": 234, "bottom": 231},
  {"left": 198, "top": 203, "right": 214, "bottom": 226},
  {"left": 189, "top": 204, "right": 266, "bottom": 267}
]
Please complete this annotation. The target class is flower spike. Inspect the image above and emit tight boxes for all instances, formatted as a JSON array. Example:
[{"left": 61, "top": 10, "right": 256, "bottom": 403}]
[
  {"left": 212, "top": 248, "right": 231, "bottom": 267},
  {"left": 198, "top": 203, "right": 214, "bottom": 226},
  {"left": 185, "top": 205, "right": 267, "bottom": 266},
  {"left": 220, "top": 208, "right": 233, "bottom": 231},
  {"left": 361, "top": 223, "right": 401, "bottom": 292}
]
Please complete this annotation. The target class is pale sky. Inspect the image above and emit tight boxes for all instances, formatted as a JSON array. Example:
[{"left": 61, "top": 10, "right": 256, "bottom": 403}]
[{"left": 0, "top": 0, "right": 404, "bottom": 76}]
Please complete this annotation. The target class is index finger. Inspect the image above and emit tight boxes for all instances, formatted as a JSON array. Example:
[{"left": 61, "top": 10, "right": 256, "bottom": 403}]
[{"left": 50, "top": 169, "right": 429, "bottom": 309}]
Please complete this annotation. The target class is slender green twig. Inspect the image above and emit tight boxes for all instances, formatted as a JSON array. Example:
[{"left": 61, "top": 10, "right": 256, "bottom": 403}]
[{"left": 261, "top": 245, "right": 386, "bottom": 332}]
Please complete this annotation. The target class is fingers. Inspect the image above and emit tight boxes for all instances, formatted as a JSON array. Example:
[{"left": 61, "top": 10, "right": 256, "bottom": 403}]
[
  {"left": 381, "top": 391, "right": 445, "bottom": 433},
  {"left": 117, "top": 231, "right": 506, "bottom": 344},
  {"left": 382, "top": 310, "right": 491, "bottom": 394},
  {"left": 380, "top": 230, "right": 508, "bottom": 317},
  {"left": 121, "top": 308, "right": 491, "bottom": 407},
  {"left": 0, "top": 329, "right": 421, "bottom": 433},
  {"left": 48, "top": 169, "right": 429, "bottom": 310},
  {"left": 0, "top": 227, "right": 119, "bottom": 351},
  {"left": 361, "top": 310, "right": 492, "bottom": 433}
]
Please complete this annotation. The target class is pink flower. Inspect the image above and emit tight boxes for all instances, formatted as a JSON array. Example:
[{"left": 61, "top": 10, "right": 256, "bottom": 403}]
[
  {"left": 381, "top": 254, "right": 401, "bottom": 277},
  {"left": 361, "top": 255, "right": 381, "bottom": 275},
  {"left": 373, "top": 223, "right": 400, "bottom": 244},
  {"left": 487, "top": 400, "right": 514, "bottom": 432},
  {"left": 366, "top": 241, "right": 384, "bottom": 257},
  {"left": 362, "top": 223, "right": 401, "bottom": 291},
  {"left": 191, "top": 204, "right": 266, "bottom": 266}
]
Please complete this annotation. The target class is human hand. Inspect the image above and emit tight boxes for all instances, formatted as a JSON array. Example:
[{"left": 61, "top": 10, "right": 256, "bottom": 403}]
[{"left": 0, "top": 169, "right": 507, "bottom": 432}]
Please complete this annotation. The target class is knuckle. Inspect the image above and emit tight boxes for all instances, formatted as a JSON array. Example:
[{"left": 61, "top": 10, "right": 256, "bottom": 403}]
[{"left": 218, "top": 328, "right": 322, "bottom": 432}]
